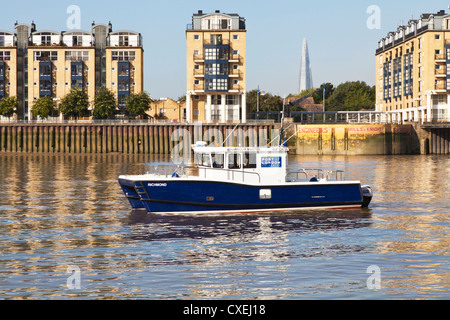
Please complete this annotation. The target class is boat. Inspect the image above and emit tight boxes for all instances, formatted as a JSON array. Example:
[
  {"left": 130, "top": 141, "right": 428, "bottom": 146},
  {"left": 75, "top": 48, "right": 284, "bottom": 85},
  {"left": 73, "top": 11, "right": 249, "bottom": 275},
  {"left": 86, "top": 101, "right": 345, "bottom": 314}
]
[{"left": 118, "top": 141, "right": 373, "bottom": 214}]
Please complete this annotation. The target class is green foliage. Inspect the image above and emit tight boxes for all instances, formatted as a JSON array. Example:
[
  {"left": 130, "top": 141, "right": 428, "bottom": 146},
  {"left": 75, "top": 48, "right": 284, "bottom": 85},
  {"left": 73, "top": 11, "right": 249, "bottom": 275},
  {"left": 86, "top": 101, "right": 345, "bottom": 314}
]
[
  {"left": 92, "top": 87, "right": 117, "bottom": 119},
  {"left": 0, "top": 96, "right": 18, "bottom": 117},
  {"left": 246, "top": 89, "right": 283, "bottom": 112},
  {"left": 32, "top": 96, "right": 57, "bottom": 120},
  {"left": 326, "top": 81, "right": 375, "bottom": 111},
  {"left": 312, "top": 83, "right": 334, "bottom": 104},
  {"left": 126, "top": 92, "right": 152, "bottom": 118},
  {"left": 59, "top": 87, "right": 90, "bottom": 119}
]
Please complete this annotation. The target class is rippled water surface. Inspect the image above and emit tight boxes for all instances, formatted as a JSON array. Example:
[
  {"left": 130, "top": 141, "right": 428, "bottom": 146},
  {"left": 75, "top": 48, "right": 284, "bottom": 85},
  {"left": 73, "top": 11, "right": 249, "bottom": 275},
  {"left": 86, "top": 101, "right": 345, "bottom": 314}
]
[{"left": 0, "top": 153, "right": 449, "bottom": 300}]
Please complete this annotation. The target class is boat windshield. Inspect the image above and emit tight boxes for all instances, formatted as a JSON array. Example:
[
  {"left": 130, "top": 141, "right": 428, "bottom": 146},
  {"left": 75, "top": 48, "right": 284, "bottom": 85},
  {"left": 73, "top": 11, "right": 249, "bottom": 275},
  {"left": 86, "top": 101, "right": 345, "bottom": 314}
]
[
  {"left": 195, "top": 150, "right": 257, "bottom": 170},
  {"left": 194, "top": 152, "right": 225, "bottom": 168}
]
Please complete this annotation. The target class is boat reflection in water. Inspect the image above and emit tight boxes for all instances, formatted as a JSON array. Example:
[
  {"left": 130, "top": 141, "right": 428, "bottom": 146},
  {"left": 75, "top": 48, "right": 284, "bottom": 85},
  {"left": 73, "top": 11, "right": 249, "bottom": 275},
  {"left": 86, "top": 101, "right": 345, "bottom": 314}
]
[{"left": 126, "top": 209, "right": 373, "bottom": 244}]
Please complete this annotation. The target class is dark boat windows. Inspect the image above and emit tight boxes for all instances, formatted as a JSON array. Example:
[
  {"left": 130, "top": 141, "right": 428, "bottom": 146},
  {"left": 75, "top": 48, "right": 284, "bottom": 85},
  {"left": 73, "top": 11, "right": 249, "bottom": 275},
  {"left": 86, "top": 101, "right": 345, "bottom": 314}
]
[
  {"left": 228, "top": 152, "right": 257, "bottom": 169},
  {"left": 212, "top": 153, "right": 224, "bottom": 168},
  {"left": 243, "top": 153, "right": 257, "bottom": 169}
]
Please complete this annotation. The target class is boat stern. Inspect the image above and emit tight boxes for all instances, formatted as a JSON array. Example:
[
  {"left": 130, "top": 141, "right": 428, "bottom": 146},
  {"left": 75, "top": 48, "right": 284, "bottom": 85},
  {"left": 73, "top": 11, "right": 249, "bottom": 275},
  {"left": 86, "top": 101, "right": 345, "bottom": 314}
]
[{"left": 361, "top": 185, "right": 373, "bottom": 208}]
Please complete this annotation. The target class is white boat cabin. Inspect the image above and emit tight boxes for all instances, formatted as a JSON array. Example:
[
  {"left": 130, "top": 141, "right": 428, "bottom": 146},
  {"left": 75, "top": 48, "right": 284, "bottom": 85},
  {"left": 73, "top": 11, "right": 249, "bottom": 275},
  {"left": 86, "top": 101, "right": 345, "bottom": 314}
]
[{"left": 192, "top": 141, "right": 289, "bottom": 185}]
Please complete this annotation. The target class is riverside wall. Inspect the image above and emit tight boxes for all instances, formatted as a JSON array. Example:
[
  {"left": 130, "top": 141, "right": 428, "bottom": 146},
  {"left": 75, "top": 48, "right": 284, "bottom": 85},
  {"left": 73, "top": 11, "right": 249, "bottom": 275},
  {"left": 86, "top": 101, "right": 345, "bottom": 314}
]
[
  {"left": 0, "top": 123, "right": 275, "bottom": 155},
  {"left": 0, "top": 122, "right": 448, "bottom": 155}
]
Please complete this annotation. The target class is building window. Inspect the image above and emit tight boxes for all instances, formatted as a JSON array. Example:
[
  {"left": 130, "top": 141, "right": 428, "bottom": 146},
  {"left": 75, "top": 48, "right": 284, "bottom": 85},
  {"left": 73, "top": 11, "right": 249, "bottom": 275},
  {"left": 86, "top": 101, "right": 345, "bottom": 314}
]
[
  {"left": 194, "top": 64, "right": 200, "bottom": 70},
  {"left": 435, "top": 34, "right": 441, "bottom": 40},
  {"left": 39, "top": 80, "right": 52, "bottom": 94},
  {"left": 65, "top": 51, "right": 89, "bottom": 61},
  {"left": 205, "top": 47, "right": 228, "bottom": 60},
  {"left": 71, "top": 64, "right": 83, "bottom": 77},
  {"left": 118, "top": 80, "right": 129, "bottom": 92},
  {"left": 34, "top": 51, "right": 58, "bottom": 61},
  {"left": 194, "top": 79, "right": 200, "bottom": 85},
  {"left": 233, "top": 35, "right": 239, "bottom": 40},
  {"left": 194, "top": 35, "right": 200, "bottom": 40},
  {"left": 39, "top": 63, "right": 52, "bottom": 77},
  {"left": 205, "top": 78, "right": 228, "bottom": 91},
  {"left": 205, "top": 63, "right": 228, "bottom": 75},
  {"left": 232, "top": 50, "right": 239, "bottom": 56},
  {"left": 118, "top": 63, "right": 130, "bottom": 76},
  {"left": 111, "top": 51, "right": 136, "bottom": 61},
  {"left": 226, "top": 95, "right": 239, "bottom": 105},
  {"left": 0, "top": 51, "right": 11, "bottom": 61},
  {"left": 212, "top": 95, "right": 222, "bottom": 105},
  {"left": 119, "top": 35, "right": 129, "bottom": 46},
  {"left": 71, "top": 79, "right": 83, "bottom": 88}
]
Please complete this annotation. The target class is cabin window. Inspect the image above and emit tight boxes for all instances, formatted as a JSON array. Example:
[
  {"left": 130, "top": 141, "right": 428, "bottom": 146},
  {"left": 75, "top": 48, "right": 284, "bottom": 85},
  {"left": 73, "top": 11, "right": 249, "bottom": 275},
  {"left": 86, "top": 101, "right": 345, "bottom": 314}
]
[
  {"left": 212, "top": 153, "right": 224, "bottom": 168},
  {"left": 228, "top": 153, "right": 242, "bottom": 169},
  {"left": 243, "top": 153, "right": 257, "bottom": 169}
]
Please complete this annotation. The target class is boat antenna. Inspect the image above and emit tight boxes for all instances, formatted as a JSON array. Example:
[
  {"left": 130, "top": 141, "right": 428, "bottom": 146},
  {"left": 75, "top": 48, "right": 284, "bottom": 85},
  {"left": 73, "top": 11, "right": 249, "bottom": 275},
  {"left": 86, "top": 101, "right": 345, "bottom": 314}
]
[
  {"left": 269, "top": 123, "right": 293, "bottom": 146},
  {"left": 222, "top": 123, "right": 240, "bottom": 147},
  {"left": 279, "top": 96, "right": 286, "bottom": 146}
]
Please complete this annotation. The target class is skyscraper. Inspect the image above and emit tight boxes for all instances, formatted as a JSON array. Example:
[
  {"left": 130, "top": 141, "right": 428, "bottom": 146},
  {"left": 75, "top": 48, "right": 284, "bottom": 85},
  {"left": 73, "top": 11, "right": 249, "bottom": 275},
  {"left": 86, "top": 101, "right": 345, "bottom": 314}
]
[{"left": 299, "top": 38, "right": 313, "bottom": 93}]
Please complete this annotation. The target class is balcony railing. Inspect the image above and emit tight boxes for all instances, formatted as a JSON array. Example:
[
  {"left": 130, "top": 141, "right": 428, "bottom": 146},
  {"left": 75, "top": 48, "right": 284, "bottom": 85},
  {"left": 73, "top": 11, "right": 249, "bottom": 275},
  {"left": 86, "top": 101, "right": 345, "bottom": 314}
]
[
  {"left": 435, "top": 83, "right": 446, "bottom": 90},
  {"left": 435, "top": 54, "right": 446, "bottom": 61}
]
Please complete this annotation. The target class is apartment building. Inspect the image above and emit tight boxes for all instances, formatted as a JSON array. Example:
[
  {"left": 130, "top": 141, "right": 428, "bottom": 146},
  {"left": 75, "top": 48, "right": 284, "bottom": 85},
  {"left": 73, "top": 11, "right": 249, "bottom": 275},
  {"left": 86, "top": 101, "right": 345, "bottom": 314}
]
[
  {"left": 0, "top": 31, "right": 17, "bottom": 104},
  {"left": 0, "top": 22, "right": 143, "bottom": 120},
  {"left": 376, "top": 9, "right": 450, "bottom": 123},
  {"left": 186, "top": 10, "right": 247, "bottom": 123}
]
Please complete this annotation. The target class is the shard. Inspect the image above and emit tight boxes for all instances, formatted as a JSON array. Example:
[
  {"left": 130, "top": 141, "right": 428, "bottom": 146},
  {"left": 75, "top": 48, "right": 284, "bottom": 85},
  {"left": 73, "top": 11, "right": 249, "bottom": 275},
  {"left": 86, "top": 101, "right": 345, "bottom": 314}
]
[{"left": 299, "top": 38, "right": 313, "bottom": 93}]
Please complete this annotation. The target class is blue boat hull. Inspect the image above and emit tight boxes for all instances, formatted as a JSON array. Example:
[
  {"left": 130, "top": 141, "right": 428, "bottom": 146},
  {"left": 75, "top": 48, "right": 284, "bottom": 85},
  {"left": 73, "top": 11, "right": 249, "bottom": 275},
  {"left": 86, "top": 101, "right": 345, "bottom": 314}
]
[{"left": 119, "top": 178, "right": 369, "bottom": 214}]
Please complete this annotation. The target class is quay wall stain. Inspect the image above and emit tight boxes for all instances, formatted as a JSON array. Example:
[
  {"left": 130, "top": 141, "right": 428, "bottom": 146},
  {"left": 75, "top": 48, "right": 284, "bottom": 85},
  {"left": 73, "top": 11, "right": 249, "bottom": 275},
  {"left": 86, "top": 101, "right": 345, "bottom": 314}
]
[{"left": 294, "top": 124, "right": 422, "bottom": 155}]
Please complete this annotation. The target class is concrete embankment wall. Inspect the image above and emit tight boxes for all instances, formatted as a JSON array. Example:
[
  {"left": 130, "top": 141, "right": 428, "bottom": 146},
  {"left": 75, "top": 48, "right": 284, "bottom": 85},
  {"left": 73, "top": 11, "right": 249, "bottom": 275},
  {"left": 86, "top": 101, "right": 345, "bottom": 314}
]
[
  {"left": 0, "top": 123, "right": 274, "bottom": 154},
  {"left": 294, "top": 124, "right": 422, "bottom": 155},
  {"left": 1, "top": 122, "right": 448, "bottom": 155}
]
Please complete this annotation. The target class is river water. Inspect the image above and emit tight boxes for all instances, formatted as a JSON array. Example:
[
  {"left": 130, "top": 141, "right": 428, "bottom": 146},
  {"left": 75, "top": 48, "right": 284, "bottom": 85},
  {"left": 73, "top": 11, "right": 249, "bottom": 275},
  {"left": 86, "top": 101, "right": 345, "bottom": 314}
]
[{"left": 0, "top": 153, "right": 448, "bottom": 300}]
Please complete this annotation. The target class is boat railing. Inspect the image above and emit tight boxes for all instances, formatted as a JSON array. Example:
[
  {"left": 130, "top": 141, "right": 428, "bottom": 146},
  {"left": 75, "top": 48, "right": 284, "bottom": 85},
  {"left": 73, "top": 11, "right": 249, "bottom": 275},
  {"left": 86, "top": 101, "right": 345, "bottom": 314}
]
[
  {"left": 292, "top": 169, "right": 345, "bottom": 182},
  {"left": 147, "top": 164, "right": 262, "bottom": 184},
  {"left": 195, "top": 166, "right": 262, "bottom": 184}
]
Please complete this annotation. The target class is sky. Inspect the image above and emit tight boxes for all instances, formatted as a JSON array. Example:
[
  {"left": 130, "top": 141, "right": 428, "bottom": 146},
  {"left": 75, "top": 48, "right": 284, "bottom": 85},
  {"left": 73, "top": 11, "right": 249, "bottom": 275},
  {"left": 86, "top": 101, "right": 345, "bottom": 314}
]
[{"left": 1, "top": 0, "right": 450, "bottom": 99}]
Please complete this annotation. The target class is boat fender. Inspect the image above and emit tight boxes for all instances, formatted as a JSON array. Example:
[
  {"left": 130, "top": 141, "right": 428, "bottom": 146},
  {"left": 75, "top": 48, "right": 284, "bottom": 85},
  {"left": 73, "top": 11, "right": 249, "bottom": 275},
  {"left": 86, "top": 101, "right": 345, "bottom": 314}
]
[
  {"left": 172, "top": 173, "right": 180, "bottom": 178},
  {"left": 310, "top": 177, "right": 318, "bottom": 182}
]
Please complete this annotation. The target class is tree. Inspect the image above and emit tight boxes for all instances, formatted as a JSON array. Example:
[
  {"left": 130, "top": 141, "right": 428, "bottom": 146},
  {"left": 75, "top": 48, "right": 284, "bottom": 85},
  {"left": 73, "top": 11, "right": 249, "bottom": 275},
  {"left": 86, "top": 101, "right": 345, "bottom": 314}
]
[
  {"left": 326, "top": 81, "right": 375, "bottom": 111},
  {"left": 126, "top": 91, "right": 152, "bottom": 118},
  {"left": 59, "top": 87, "right": 90, "bottom": 119},
  {"left": 312, "top": 83, "right": 334, "bottom": 104},
  {"left": 92, "top": 87, "right": 117, "bottom": 119},
  {"left": 246, "top": 89, "right": 283, "bottom": 112},
  {"left": 31, "top": 96, "right": 57, "bottom": 120},
  {"left": 0, "top": 96, "right": 18, "bottom": 118}
]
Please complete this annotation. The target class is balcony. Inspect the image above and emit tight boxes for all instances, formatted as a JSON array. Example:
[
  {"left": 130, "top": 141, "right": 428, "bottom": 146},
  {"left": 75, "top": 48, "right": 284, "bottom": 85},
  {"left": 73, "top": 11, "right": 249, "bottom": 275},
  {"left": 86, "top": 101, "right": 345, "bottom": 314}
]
[
  {"left": 228, "top": 84, "right": 242, "bottom": 93},
  {"left": 193, "top": 83, "right": 204, "bottom": 93},
  {"left": 193, "top": 69, "right": 204, "bottom": 78},
  {"left": 435, "top": 83, "right": 446, "bottom": 92},
  {"left": 229, "top": 55, "right": 240, "bottom": 63},
  {"left": 435, "top": 54, "right": 446, "bottom": 63},
  {"left": 229, "top": 70, "right": 241, "bottom": 78},
  {"left": 435, "top": 68, "right": 446, "bottom": 77},
  {"left": 193, "top": 53, "right": 204, "bottom": 63}
]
